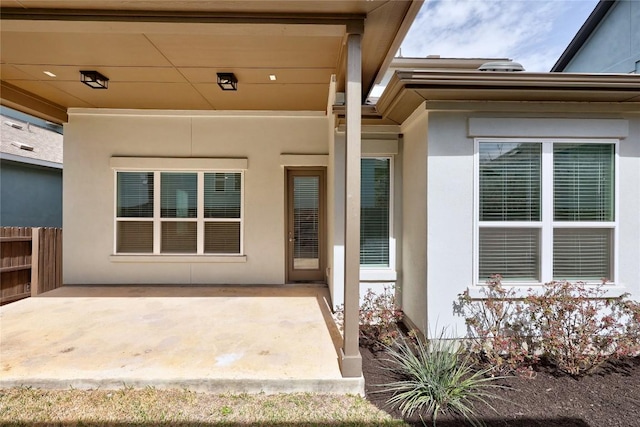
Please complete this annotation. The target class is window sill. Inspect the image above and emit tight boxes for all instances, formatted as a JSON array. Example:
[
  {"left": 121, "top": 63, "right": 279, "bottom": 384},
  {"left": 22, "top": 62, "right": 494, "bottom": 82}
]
[
  {"left": 110, "top": 255, "right": 247, "bottom": 263},
  {"left": 466, "top": 284, "right": 628, "bottom": 299},
  {"left": 360, "top": 269, "right": 397, "bottom": 282}
]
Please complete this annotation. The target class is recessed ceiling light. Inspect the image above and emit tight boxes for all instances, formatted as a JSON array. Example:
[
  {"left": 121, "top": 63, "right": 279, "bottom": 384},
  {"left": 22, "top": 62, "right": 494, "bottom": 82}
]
[
  {"left": 269, "top": 74, "right": 277, "bottom": 81},
  {"left": 43, "top": 71, "right": 57, "bottom": 77}
]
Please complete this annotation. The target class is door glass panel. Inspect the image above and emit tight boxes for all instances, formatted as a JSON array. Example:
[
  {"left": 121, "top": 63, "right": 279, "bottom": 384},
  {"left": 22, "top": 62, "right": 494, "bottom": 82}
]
[{"left": 293, "top": 176, "right": 319, "bottom": 270}]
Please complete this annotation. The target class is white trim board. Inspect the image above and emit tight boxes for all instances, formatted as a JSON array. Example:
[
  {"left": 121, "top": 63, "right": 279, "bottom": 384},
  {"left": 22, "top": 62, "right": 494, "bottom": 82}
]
[
  {"left": 469, "top": 118, "right": 629, "bottom": 139},
  {"left": 110, "top": 157, "right": 248, "bottom": 170}
]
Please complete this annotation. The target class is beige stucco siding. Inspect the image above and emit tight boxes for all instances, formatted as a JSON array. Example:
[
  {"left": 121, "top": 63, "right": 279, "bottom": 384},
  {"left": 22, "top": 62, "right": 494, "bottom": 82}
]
[
  {"left": 63, "top": 111, "right": 329, "bottom": 285},
  {"left": 399, "top": 106, "right": 428, "bottom": 333}
]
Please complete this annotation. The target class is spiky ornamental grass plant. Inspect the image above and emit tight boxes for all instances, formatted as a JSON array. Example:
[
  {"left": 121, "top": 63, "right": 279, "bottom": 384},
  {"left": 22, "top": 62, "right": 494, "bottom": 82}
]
[{"left": 382, "top": 330, "right": 506, "bottom": 427}]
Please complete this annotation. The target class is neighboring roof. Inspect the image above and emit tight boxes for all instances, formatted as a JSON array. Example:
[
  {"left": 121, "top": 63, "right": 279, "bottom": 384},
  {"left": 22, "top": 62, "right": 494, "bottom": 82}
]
[
  {"left": 0, "top": 0, "right": 422, "bottom": 123},
  {"left": 551, "top": 0, "right": 616, "bottom": 72},
  {"left": 0, "top": 114, "right": 63, "bottom": 168},
  {"left": 376, "top": 71, "right": 640, "bottom": 124},
  {"left": 389, "top": 57, "right": 513, "bottom": 71}
]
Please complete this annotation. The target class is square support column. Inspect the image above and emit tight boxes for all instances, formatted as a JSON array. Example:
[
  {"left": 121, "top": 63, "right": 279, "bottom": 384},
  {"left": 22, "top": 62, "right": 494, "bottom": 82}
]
[{"left": 339, "top": 32, "right": 362, "bottom": 378}]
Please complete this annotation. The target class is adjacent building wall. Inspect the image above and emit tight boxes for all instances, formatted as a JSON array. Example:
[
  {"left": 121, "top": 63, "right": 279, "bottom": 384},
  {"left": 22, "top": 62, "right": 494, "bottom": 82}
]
[
  {"left": 563, "top": 0, "right": 640, "bottom": 73},
  {"left": 63, "top": 110, "right": 329, "bottom": 285},
  {"left": 417, "top": 109, "right": 640, "bottom": 336},
  {"left": 0, "top": 160, "right": 62, "bottom": 227}
]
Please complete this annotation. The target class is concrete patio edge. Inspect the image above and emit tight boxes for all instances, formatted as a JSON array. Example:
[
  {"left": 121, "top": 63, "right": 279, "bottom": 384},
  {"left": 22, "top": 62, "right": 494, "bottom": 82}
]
[{"left": 0, "top": 377, "right": 365, "bottom": 395}]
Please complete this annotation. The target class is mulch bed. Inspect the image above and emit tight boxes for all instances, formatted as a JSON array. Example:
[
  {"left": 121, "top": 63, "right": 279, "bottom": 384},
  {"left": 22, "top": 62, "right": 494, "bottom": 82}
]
[{"left": 362, "top": 345, "right": 640, "bottom": 427}]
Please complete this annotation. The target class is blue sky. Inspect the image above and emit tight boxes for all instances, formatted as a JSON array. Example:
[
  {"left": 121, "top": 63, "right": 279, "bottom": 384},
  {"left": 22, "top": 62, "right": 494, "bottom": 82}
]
[{"left": 400, "top": 0, "right": 599, "bottom": 72}]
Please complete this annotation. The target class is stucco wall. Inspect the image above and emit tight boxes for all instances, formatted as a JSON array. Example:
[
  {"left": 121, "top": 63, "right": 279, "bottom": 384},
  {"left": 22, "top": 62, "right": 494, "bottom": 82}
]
[
  {"left": 63, "top": 111, "right": 329, "bottom": 285},
  {"left": 399, "top": 106, "right": 429, "bottom": 333},
  {"left": 419, "top": 111, "right": 640, "bottom": 337},
  {"left": 0, "top": 160, "right": 62, "bottom": 227},
  {"left": 564, "top": 0, "right": 640, "bottom": 73}
]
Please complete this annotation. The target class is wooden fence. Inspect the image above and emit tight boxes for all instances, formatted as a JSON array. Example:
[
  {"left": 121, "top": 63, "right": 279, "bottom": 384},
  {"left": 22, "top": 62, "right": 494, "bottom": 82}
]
[{"left": 0, "top": 227, "right": 62, "bottom": 305}]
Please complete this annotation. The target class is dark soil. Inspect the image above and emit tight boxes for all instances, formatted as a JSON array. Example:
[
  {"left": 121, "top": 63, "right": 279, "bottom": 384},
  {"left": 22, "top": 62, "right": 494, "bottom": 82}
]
[{"left": 362, "top": 346, "right": 640, "bottom": 427}]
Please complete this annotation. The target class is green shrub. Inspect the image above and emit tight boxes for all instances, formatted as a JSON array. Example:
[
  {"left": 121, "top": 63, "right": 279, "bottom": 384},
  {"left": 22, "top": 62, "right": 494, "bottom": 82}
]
[{"left": 383, "top": 329, "right": 505, "bottom": 427}]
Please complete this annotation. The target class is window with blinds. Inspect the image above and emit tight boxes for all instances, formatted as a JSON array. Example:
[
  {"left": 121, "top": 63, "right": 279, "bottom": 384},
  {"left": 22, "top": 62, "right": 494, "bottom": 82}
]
[
  {"left": 115, "top": 170, "right": 243, "bottom": 255},
  {"left": 553, "top": 144, "right": 614, "bottom": 221},
  {"left": 116, "top": 172, "right": 154, "bottom": 253},
  {"left": 477, "top": 140, "right": 615, "bottom": 284},
  {"left": 361, "top": 158, "right": 390, "bottom": 267},
  {"left": 479, "top": 228, "right": 540, "bottom": 281},
  {"left": 204, "top": 173, "right": 242, "bottom": 254},
  {"left": 479, "top": 143, "right": 541, "bottom": 221}
]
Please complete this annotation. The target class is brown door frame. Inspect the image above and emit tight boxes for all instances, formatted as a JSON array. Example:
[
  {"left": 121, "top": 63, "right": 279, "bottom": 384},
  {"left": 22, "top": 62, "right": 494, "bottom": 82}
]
[{"left": 285, "top": 167, "right": 326, "bottom": 283}]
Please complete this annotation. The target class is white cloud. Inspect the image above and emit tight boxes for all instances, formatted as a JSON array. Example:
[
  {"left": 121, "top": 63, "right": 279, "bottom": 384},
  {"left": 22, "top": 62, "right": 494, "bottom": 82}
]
[{"left": 401, "top": 0, "right": 598, "bottom": 72}]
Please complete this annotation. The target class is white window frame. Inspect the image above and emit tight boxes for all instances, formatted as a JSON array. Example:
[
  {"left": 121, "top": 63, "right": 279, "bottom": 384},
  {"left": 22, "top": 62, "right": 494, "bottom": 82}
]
[
  {"left": 113, "top": 169, "right": 244, "bottom": 257},
  {"left": 473, "top": 138, "right": 619, "bottom": 286},
  {"left": 360, "top": 155, "right": 395, "bottom": 280}
]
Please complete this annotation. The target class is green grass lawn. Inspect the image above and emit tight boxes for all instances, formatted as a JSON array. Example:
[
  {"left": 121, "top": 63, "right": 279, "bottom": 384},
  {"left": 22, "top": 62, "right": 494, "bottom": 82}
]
[{"left": 0, "top": 387, "right": 407, "bottom": 426}]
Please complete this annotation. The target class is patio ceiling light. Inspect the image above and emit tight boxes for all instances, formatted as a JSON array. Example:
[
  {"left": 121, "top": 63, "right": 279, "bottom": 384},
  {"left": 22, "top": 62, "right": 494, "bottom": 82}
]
[
  {"left": 80, "top": 70, "right": 109, "bottom": 89},
  {"left": 217, "top": 72, "right": 238, "bottom": 91}
]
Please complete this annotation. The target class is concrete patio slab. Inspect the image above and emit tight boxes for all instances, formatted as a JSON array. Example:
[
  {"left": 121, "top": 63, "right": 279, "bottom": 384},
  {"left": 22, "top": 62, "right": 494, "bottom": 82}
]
[{"left": 0, "top": 286, "right": 363, "bottom": 395}]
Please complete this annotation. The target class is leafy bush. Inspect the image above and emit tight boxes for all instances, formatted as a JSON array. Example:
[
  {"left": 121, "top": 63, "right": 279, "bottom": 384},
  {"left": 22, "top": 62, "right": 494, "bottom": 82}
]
[
  {"left": 333, "top": 284, "right": 404, "bottom": 351},
  {"left": 383, "top": 329, "right": 504, "bottom": 427},
  {"left": 457, "top": 277, "right": 639, "bottom": 377},
  {"left": 360, "top": 285, "right": 404, "bottom": 349},
  {"left": 525, "top": 281, "right": 629, "bottom": 376},
  {"left": 617, "top": 299, "right": 640, "bottom": 356},
  {"left": 456, "top": 275, "right": 538, "bottom": 375}
]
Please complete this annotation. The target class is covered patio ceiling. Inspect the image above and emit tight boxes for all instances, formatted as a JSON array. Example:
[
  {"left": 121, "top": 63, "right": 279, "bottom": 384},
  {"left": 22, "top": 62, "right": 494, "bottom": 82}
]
[{"left": 0, "top": 0, "right": 422, "bottom": 123}]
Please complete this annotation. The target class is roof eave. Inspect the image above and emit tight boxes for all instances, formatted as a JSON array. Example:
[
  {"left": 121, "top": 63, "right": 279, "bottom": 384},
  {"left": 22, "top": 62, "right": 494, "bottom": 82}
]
[{"left": 377, "top": 70, "right": 640, "bottom": 123}]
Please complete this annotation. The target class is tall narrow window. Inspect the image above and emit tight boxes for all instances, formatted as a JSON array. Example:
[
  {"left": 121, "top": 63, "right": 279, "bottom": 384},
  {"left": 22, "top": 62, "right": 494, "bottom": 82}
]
[
  {"left": 478, "top": 143, "right": 541, "bottom": 281},
  {"left": 161, "top": 173, "right": 197, "bottom": 253},
  {"left": 204, "top": 172, "right": 242, "bottom": 254},
  {"left": 116, "top": 172, "right": 154, "bottom": 253},
  {"left": 361, "top": 158, "right": 390, "bottom": 267},
  {"left": 553, "top": 144, "right": 614, "bottom": 280}
]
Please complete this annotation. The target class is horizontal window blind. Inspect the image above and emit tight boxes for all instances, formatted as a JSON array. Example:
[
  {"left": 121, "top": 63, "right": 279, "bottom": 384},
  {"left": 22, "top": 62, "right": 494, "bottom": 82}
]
[
  {"left": 479, "top": 143, "right": 541, "bottom": 221},
  {"left": 361, "top": 158, "right": 390, "bottom": 267},
  {"left": 479, "top": 228, "right": 540, "bottom": 281},
  {"left": 116, "top": 169, "right": 243, "bottom": 256},
  {"left": 161, "top": 173, "right": 197, "bottom": 218},
  {"left": 554, "top": 144, "right": 614, "bottom": 221},
  {"left": 117, "top": 172, "right": 154, "bottom": 218},
  {"left": 553, "top": 228, "right": 611, "bottom": 280},
  {"left": 161, "top": 222, "right": 197, "bottom": 253},
  {"left": 293, "top": 176, "right": 319, "bottom": 261},
  {"left": 117, "top": 221, "right": 153, "bottom": 253},
  {"left": 204, "top": 173, "right": 241, "bottom": 218},
  {"left": 205, "top": 222, "right": 241, "bottom": 254}
]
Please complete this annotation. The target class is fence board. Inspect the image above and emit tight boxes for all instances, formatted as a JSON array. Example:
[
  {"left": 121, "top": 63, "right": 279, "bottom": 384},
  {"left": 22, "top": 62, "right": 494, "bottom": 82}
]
[
  {"left": 1, "top": 227, "right": 32, "bottom": 305},
  {"left": 1, "top": 227, "right": 62, "bottom": 305}
]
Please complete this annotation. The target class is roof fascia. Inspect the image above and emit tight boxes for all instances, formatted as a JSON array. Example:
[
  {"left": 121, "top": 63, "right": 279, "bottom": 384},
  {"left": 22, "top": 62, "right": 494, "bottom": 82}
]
[
  {"left": 377, "top": 70, "right": 640, "bottom": 122},
  {"left": 0, "top": 7, "right": 366, "bottom": 26},
  {"left": 550, "top": 0, "right": 616, "bottom": 72},
  {"left": 0, "top": 81, "right": 68, "bottom": 124},
  {"left": 0, "top": 152, "right": 63, "bottom": 169},
  {"left": 371, "top": 0, "right": 424, "bottom": 87}
]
